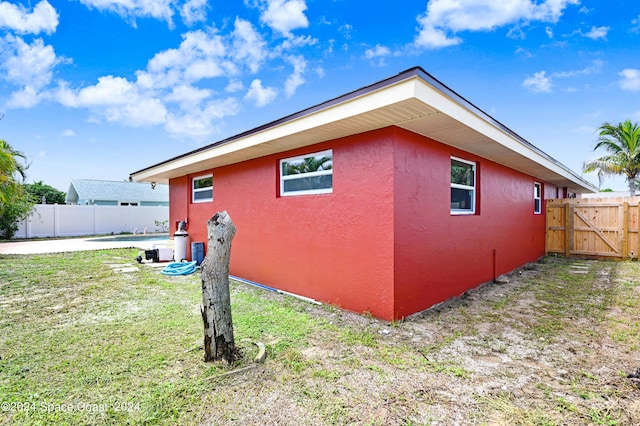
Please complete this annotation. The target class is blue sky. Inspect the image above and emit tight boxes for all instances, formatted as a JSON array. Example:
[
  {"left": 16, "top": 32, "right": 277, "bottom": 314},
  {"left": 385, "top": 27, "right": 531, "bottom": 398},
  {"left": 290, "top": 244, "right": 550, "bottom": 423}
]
[{"left": 1, "top": 0, "right": 639, "bottom": 193}]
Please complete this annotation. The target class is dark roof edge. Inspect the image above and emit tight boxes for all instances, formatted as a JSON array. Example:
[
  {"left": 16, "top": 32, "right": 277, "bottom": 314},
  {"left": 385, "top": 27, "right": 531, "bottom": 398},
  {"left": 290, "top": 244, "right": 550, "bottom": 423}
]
[{"left": 130, "top": 66, "right": 596, "bottom": 191}]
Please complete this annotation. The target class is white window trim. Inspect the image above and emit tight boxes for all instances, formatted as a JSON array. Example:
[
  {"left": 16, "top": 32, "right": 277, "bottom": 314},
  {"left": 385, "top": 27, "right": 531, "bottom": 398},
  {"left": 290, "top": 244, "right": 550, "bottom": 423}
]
[
  {"left": 450, "top": 156, "right": 476, "bottom": 215},
  {"left": 534, "top": 182, "right": 542, "bottom": 214},
  {"left": 192, "top": 174, "right": 213, "bottom": 203},
  {"left": 280, "top": 149, "right": 333, "bottom": 197}
]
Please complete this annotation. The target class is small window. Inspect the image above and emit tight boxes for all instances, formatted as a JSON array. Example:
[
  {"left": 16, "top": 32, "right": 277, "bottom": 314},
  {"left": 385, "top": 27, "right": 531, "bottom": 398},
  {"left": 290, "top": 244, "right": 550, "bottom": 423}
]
[
  {"left": 192, "top": 174, "right": 213, "bottom": 203},
  {"left": 534, "top": 182, "right": 542, "bottom": 214},
  {"left": 280, "top": 150, "right": 333, "bottom": 196},
  {"left": 451, "top": 157, "right": 476, "bottom": 214}
]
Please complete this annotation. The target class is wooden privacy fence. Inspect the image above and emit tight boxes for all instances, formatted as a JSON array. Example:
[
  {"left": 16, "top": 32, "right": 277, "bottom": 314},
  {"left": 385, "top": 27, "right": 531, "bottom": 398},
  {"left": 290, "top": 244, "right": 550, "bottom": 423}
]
[{"left": 546, "top": 197, "right": 640, "bottom": 260}]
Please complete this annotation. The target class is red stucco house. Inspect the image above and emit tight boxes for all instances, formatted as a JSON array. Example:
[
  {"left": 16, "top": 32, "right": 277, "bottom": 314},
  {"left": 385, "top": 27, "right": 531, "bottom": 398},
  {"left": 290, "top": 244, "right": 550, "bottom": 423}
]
[{"left": 131, "top": 67, "right": 596, "bottom": 321}]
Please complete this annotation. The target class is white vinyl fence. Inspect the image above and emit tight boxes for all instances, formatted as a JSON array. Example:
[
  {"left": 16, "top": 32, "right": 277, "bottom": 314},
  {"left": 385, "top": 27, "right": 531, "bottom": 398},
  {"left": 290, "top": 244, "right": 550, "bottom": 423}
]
[{"left": 13, "top": 204, "right": 169, "bottom": 239}]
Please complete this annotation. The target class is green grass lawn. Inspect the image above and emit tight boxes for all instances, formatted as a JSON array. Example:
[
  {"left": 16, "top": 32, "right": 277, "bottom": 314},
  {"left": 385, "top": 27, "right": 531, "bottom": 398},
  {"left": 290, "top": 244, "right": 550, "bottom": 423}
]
[
  {"left": 0, "top": 249, "right": 325, "bottom": 425},
  {"left": 1, "top": 250, "right": 640, "bottom": 425}
]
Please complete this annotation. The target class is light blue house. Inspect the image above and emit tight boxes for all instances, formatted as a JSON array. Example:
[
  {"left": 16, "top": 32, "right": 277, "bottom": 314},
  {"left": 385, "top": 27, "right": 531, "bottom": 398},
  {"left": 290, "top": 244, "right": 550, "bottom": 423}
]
[{"left": 65, "top": 179, "right": 169, "bottom": 206}]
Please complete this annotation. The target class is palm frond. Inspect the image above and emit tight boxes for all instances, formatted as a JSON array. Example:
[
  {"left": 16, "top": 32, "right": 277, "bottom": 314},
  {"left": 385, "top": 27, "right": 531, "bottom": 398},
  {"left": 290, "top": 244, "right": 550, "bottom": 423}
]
[{"left": 586, "top": 120, "right": 640, "bottom": 195}]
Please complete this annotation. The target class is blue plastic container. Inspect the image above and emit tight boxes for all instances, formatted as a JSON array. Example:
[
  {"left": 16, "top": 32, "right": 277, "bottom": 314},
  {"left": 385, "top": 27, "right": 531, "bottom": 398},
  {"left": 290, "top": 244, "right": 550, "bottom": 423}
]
[{"left": 191, "top": 242, "right": 205, "bottom": 266}]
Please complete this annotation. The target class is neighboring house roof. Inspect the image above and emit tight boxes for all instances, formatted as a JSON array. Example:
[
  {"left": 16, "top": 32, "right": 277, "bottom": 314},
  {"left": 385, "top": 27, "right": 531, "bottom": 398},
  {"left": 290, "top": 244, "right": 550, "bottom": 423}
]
[
  {"left": 130, "top": 66, "right": 598, "bottom": 194},
  {"left": 65, "top": 179, "right": 169, "bottom": 204}
]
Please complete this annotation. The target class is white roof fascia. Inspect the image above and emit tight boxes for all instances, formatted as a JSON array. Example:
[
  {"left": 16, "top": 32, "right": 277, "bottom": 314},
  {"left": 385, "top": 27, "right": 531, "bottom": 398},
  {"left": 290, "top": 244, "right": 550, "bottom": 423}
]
[{"left": 411, "top": 77, "right": 594, "bottom": 192}]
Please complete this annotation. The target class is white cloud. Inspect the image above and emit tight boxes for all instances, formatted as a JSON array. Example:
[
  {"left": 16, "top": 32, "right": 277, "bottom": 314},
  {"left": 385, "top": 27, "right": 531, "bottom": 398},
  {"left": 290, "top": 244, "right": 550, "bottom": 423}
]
[
  {"left": 138, "top": 29, "right": 228, "bottom": 90},
  {"left": 506, "top": 25, "right": 526, "bottom": 40},
  {"left": 62, "top": 129, "right": 76, "bottom": 137},
  {"left": 414, "top": 21, "right": 461, "bottom": 49},
  {"left": 52, "top": 81, "right": 77, "bottom": 107},
  {"left": 180, "top": 0, "right": 207, "bottom": 26},
  {"left": 365, "top": 44, "right": 391, "bottom": 59},
  {"left": 0, "top": 0, "right": 58, "bottom": 34},
  {"left": 164, "top": 112, "right": 213, "bottom": 137},
  {"left": 164, "top": 98, "right": 240, "bottom": 137},
  {"left": 203, "top": 97, "right": 241, "bottom": 119},
  {"left": 244, "top": 79, "right": 277, "bottom": 107},
  {"left": 583, "top": 25, "right": 609, "bottom": 40},
  {"left": 415, "top": 0, "right": 579, "bottom": 49},
  {"left": 231, "top": 18, "right": 268, "bottom": 73},
  {"left": 6, "top": 85, "right": 40, "bottom": 108},
  {"left": 73, "top": 76, "right": 140, "bottom": 106},
  {"left": 530, "top": 0, "right": 580, "bottom": 21},
  {"left": 45, "top": 20, "right": 267, "bottom": 135},
  {"left": 364, "top": 44, "right": 392, "bottom": 66},
  {"left": 338, "top": 24, "right": 353, "bottom": 40},
  {"left": 619, "top": 69, "right": 640, "bottom": 92},
  {"left": 260, "top": 0, "right": 309, "bottom": 37},
  {"left": 522, "top": 71, "right": 552, "bottom": 93},
  {"left": 54, "top": 75, "right": 168, "bottom": 127},
  {"left": 521, "top": 61, "right": 603, "bottom": 95},
  {"left": 632, "top": 15, "right": 640, "bottom": 33},
  {"left": 277, "top": 34, "right": 317, "bottom": 51},
  {"left": 515, "top": 46, "right": 533, "bottom": 58},
  {"left": 1, "top": 2, "right": 312, "bottom": 138},
  {"left": 545, "top": 26, "right": 553, "bottom": 38},
  {"left": 1, "top": 36, "right": 58, "bottom": 89},
  {"left": 225, "top": 80, "right": 244, "bottom": 93},
  {"left": 79, "top": 0, "right": 174, "bottom": 28},
  {"left": 104, "top": 98, "right": 167, "bottom": 127},
  {"left": 284, "top": 55, "right": 306, "bottom": 97},
  {"left": 184, "top": 58, "right": 227, "bottom": 81},
  {"left": 552, "top": 60, "right": 603, "bottom": 78},
  {"left": 164, "top": 85, "right": 212, "bottom": 108}
]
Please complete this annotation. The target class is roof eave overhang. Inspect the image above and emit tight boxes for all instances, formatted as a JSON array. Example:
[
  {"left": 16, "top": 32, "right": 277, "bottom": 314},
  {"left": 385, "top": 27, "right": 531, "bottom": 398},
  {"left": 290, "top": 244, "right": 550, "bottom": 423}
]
[{"left": 130, "top": 68, "right": 597, "bottom": 194}]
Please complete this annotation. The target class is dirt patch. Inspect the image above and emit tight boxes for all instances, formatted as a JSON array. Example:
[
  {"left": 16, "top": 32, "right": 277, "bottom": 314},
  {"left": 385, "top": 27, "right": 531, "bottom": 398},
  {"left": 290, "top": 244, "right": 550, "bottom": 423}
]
[{"left": 202, "top": 257, "right": 640, "bottom": 425}]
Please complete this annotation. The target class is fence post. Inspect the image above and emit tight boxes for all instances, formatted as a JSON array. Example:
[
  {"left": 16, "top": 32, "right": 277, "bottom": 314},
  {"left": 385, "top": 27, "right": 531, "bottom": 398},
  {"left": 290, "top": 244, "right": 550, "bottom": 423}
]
[
  {"left": 93, "top": 204, "right": 97, "bottom": 235},
  {"left": 637, "top": 200, "right": 640, "bottom": 260},
  {"left": 622, "top": 202, "right": 630, "bottom": 259},
  {"left": 25, "top": 213, "right": 31, "bottom": 239},
  {"left": 564, "top": 203, "right": 573, "bottom": 257},
  {"left": 53, "top": 204, "right": 59, "bottom": 237},
  {"left": 545, "top": 203, "right": 550, "bottom": 255}
]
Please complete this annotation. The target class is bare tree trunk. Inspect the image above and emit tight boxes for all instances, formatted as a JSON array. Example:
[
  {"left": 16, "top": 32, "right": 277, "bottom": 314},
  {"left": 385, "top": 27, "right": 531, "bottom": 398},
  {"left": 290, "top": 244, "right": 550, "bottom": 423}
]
[{"left": 200, "top": 211, "right": 237, "bottom": 363}]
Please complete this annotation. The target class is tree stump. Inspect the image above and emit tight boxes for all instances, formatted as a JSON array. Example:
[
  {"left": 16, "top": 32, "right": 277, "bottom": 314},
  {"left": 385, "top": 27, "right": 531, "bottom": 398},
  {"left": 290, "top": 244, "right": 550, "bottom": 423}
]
[{"left": 200, "top": 211, "right": 237, "bottom": 363}]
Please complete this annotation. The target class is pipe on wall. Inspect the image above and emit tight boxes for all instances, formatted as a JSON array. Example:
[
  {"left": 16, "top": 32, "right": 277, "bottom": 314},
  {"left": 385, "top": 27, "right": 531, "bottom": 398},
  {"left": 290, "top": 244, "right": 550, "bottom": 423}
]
[{"left": 493, "top": 249, "right": 497, "bottom": 282}]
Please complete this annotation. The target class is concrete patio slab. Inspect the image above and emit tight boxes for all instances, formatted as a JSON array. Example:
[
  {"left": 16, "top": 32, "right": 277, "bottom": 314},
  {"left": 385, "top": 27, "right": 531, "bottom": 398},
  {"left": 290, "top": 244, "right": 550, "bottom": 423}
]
[{"left": 0, "top": 236, "right": 167, "bottom": 255}]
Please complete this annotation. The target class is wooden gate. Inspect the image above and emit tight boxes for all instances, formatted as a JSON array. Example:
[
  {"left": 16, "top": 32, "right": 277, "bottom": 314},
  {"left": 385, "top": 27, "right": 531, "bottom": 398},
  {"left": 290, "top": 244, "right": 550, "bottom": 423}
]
[{"left": 546, "top": 197, "right": 640, "bottom": 259}]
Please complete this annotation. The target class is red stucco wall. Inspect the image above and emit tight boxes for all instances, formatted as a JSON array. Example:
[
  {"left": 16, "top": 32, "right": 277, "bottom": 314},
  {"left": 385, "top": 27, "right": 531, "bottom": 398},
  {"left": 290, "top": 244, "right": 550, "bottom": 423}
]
[
  {"left": 169, "top": 126, "right": 557, "bottom": 321},
  {"left": 170, "top": 128, "right": 397, "bottom": 319},
  {"left": 392, "top": 127, "right": 552, "bottom": 318}
]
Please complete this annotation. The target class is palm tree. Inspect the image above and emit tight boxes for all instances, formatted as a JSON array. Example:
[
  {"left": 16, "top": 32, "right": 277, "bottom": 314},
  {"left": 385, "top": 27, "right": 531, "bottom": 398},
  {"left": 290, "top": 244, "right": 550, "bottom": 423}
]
[
  {"left": 0, "top": 139, "right": 33, "bottom": 239},
  {"left": 0, "top": 139, "right": 27, "bottom": 178},
  {"left": 0, "top": 139, "right": 28, "bottom": 204},
  {"left": 583, "top": 120, "right": 640, "bottom": 197}
]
